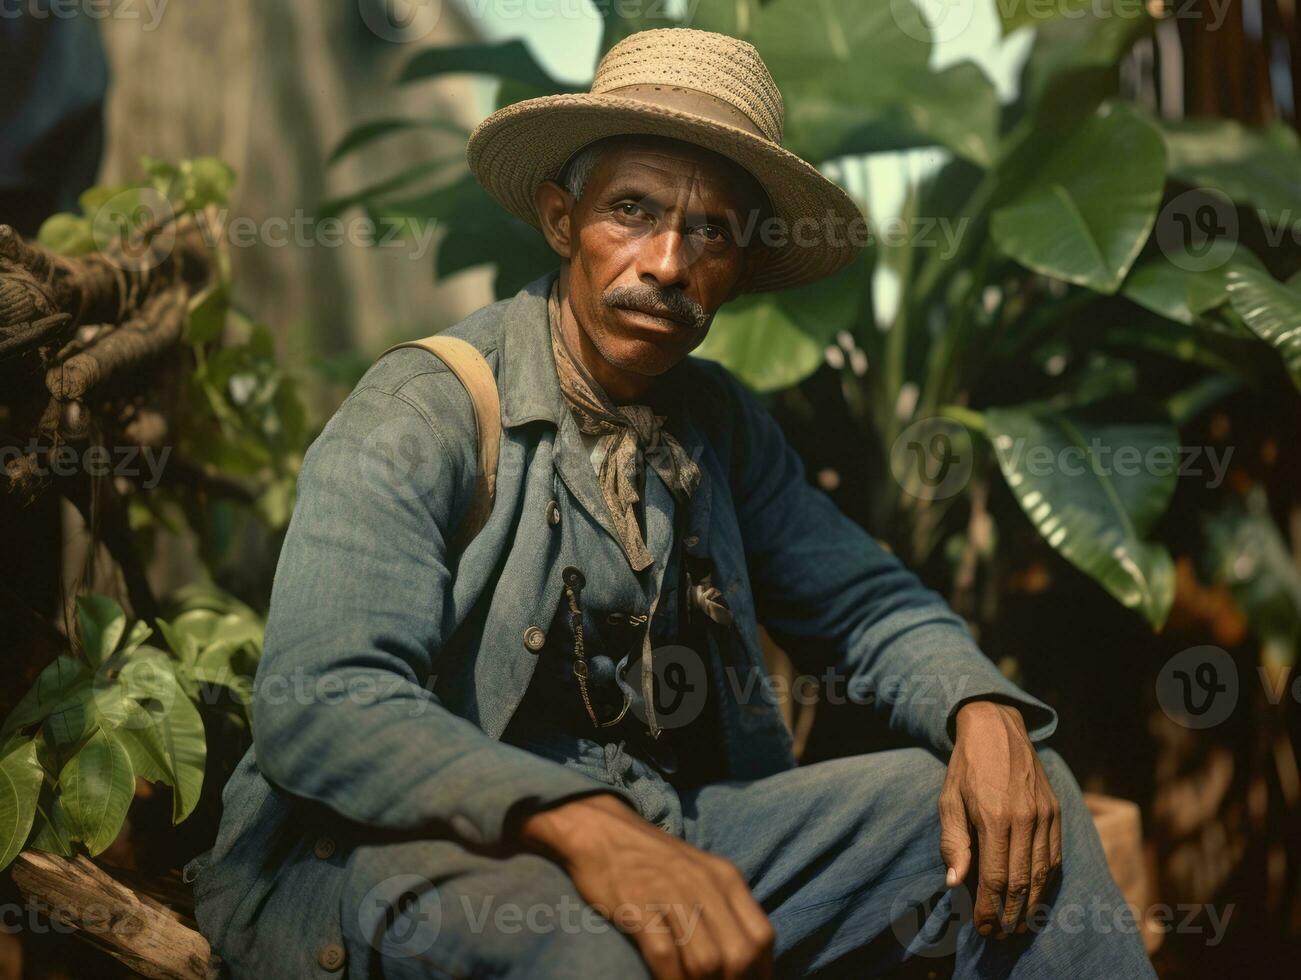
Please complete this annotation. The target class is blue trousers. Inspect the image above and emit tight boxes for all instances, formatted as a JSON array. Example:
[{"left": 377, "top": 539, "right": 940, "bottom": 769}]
[{"left": 336, "top": 744, "right": 1156, "bottom": 978}]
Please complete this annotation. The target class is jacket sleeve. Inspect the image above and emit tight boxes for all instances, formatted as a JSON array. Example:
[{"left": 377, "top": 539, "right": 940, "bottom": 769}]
[
  {"left": 250, "top": 359, "right": 621, "bottom": 850},
  {"left": 714, "top": 365, "right": 1057, "bottom": 754}
]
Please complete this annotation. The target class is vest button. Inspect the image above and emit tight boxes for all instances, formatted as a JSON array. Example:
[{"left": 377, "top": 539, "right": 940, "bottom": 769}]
[
  {"left": 312, "top": 835, "right": 336, "bottom": 860},
  {"left": 683, "top": 534, "right": 700, "bottom": 549},
  {"left": 317, "top": 942, "right": 346, "bottom": 971},
  {"left": 523, "top": 626, "right": 546, "bottom": 652},
  {"left": 546, "top": 500, "right": 561, "bottom": 525}
]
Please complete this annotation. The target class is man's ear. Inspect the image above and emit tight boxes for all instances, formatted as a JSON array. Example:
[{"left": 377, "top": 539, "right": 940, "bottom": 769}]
[{"left": 534, "top": 179, "right": 575, "bottom": 259}]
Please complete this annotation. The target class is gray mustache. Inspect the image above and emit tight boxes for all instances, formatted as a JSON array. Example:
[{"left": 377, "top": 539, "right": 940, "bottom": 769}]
[{"left": 604, "top": 285, "right": 708, "bottom": 330}]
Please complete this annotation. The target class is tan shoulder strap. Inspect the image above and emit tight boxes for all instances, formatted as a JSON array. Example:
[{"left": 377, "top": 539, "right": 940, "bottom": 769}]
[{"left": 381, "top": 335, "right": 500, "bottom": 550}]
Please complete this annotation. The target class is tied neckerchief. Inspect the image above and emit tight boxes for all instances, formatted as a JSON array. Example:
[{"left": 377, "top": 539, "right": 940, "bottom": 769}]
[{"left": 547, "top": 279, "right": 701, "bottom": 572}]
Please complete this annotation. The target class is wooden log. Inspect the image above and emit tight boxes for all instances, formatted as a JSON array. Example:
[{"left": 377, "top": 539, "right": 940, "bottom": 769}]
[{"left": 8, "top": 851, "right": 214, "bottom": 980}]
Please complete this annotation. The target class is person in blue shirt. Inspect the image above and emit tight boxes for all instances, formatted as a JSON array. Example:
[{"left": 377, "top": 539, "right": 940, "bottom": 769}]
[{"left": 189, "top": 27, "right": 1156, "bottom": 980}]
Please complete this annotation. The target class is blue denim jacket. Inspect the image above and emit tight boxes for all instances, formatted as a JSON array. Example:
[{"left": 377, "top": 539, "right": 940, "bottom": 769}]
[{"left": 189, "top": 270, "right": 1057, "bottom": 976}]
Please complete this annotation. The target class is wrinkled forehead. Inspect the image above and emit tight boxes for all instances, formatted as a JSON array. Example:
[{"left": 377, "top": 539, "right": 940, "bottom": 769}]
[{"left": 586, "top": 135, "right": 771, "bottom": 217}]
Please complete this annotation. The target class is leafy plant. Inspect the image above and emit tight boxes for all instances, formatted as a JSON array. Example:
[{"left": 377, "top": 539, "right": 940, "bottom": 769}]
[
  {"left": 329, "top": 0, "right": 1301, "bottom": 636},
  {"left": 0, "top": 597, "right": 260, "bottom": 870}
]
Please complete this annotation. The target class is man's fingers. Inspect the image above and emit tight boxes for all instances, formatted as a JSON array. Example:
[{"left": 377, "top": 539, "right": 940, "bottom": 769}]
[
  {"left": 938, "top": 787, "right": 972, "bottom": 887},
  {"left": 1022, "top": 808, "right": 1054, "bottom": 933},
  {"left": 971, "top": 819, "right": 1010, "bottom": 937},
  {"left": 1000, "top": 809, "right": 1034, "bottom": 936},
  {"left": 635, "top": 928, "right": 688, "bottom": 980},
  {"left": 722, "top": 886, "right": 775, "bottom": 979}
]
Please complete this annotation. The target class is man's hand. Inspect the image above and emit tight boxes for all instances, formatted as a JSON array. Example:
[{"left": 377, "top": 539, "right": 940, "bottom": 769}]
[
  {"left": 939, "top": 701, "right": 1062, "bottom": 939},
  {"left": 519, "top": 793, "right": 774, "bottom": 980}
]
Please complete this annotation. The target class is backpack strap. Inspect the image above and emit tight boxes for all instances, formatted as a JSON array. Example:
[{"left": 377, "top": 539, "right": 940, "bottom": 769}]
[{"left": 380, "top": 335, "right": 500, "bottom": 550}]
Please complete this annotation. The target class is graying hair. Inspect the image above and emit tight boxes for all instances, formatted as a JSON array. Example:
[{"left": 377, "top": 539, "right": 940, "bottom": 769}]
[{"left": 560, "top": 140, "right": 609, "bottom": 200}]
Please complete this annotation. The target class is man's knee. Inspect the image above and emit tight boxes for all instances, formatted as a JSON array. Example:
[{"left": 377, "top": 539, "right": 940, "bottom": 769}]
[{"left": 341, "top": 841, "right": 650, "bottom": 979}]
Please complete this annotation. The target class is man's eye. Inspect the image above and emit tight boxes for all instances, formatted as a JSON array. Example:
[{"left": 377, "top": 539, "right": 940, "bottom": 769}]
[
  {"left": 693, "top": 224, "right": 729, "bottom": 244},
  {"left": 618, "top": 202, "right": 645, "bottom": 217}
]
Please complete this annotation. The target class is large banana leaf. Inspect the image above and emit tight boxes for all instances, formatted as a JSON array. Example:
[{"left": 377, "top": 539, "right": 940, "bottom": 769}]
[
  {"left": 981, "top": 402, "right": 1178, "bottom": 627},
  {"left": 693, "top": 295, "right": 827, "bottom": 393},
  {"left": 0, "top": 739, "right": 43, "bottom": 870},
  {"left": 1162, "top": 120, "right": 1301, "bottom": 229},
  {"left": 688, "top": 0, "right": 998, "bottom": 166},
  {"left": 693, "top": 252, "right": 866, "bottom": 391},
  {"left": 1226, "top": 265, "right": 1301, "bottom": 391},
  {"left": 398, "top": 39, "right": 575, "bottom": 92},
  {"left": 1121, "top": 247, "right": 1262, "bottom": 325},
  {"left": 991, "top": 102, "right": 1166, "bottom": 293}
]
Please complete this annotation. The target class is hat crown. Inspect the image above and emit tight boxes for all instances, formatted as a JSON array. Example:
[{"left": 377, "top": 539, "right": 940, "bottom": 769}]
[{"left": 591, "top": 27, "right": 784, "bottom": 145}]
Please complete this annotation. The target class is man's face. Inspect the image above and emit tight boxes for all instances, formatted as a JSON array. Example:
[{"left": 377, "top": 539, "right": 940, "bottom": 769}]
[{"left": 542, "top": 136, "right": 769, "bottom": 380}]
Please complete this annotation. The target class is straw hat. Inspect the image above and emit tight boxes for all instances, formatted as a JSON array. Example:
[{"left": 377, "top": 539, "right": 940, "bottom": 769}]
[{"left": 466, "top": 27, "right": 865, "bottom": 294}]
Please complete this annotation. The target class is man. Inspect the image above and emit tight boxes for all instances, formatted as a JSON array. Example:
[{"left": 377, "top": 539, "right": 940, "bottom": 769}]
[{"left": 189, "top": 27, "right": 1156, "bottom": 980}]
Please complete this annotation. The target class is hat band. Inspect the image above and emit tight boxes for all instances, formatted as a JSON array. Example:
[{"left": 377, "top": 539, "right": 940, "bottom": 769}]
[{"left": 599, "top": 83, "right": 771, "bottom": 142}]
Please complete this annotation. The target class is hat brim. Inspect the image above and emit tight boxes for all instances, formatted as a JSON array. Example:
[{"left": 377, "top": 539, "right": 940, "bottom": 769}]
[{"left": 466, "top": 93, "right": 865, "bottom": 294}]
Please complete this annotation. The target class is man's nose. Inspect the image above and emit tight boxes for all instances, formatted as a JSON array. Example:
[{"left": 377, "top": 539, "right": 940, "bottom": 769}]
[{"left": 637, "top": 226, "right": 690, "bottom": 291}]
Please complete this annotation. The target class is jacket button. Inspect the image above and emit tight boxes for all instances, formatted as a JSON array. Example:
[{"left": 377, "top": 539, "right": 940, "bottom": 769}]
[
  {"left": 523, "top": 626, "right": 546, "bottom": 652},
  {"left": 561, "top": 565, "right": 585, "bottom": 589},
  {"left": 546, "top": 500, "right": 561, "bottom": 525},
  {"left": 683, "top": 534, "right": 700, "bottom": 549},
  {"left": 317, "top": 942, "right": 346, "bottom": 971},
  {"left": 312, "top": 835, "right": 336, "bottom": 860},
  {"left": 607, "top": 611, "right": 626, "bottom": 625}
]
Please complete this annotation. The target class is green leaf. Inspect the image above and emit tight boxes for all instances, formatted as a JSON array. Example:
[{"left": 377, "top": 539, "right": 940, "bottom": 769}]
[
  {"left": 399, "top": 40, "right": 572, "bottom": 92},
  {"left": 1163, "top": 119, "right": 1301, "bottom": 228},
  {"left": 0, "top": 739, "right": 44, "bottom": 870},
  {"left": 36, "top": 212, "right": 95, "bottom": 255},
  {"left": 688, "top": 0, "right": 997, "bottom": 166},
  {"left": 114, "top": 694, "right": 206, "bottom": 824},
  {"left": 76, "top": 595, "right": 127, "bottom": 666},
  {"left": 982, "top": 402, "right": 1178, "bottom": 627},
  {"left": 1225, "top": 265, "right": 1301, "bottom": 390},
  {"left": 692, "top": 294, "right": 827, "bottom": 392},
  {"left": 1206, "top": 490, "right": 1301, "bottom": 667},
  {"left": 991, "top": 102, "right": 1166, "bottom": 293},
  {"left": 328, "top": 117, "right": 468, "bottom": 165},
  {"left": 1122, "top": 247, "right": 1261, "bottom": 325},
  {"left": 57, "top": 728, "right": 135, "bottom": 856},
  {"left": 1, "top": 656, "right": 92, "bottom": 740}
]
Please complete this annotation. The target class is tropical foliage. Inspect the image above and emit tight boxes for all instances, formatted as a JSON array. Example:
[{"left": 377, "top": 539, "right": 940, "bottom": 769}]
[{"left": 328, "top": 0, "right": 1301, "bottom": 646}]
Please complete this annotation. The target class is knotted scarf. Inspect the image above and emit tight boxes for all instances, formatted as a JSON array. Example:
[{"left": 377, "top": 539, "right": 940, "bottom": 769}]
[{"left": 547, "top": 279, "right": 700, "bottom": 571}]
